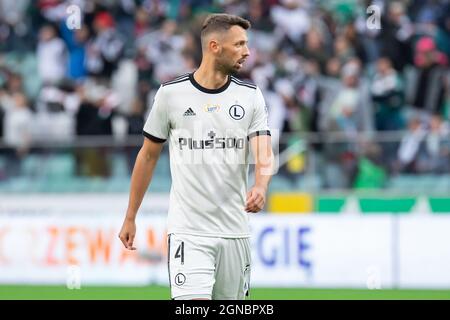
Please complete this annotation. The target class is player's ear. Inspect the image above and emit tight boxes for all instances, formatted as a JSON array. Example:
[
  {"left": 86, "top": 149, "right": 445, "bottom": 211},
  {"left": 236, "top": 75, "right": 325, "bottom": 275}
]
[{"left": 209, "top": 39, "right": 220, "bottom": 53}]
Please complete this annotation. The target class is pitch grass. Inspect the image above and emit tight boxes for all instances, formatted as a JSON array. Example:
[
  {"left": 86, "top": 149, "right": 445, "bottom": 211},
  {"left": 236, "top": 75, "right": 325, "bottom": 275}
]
[{"left": 1, "top": 286, "right": 450, "bottom": 300}]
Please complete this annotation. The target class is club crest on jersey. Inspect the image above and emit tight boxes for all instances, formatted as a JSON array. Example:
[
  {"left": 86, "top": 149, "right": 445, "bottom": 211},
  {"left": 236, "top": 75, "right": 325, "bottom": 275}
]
[
  {"left": 204, "top": 104, "right": 220, "bottom": 113},
  {"left": 229, "top": 104, "right": 245, "bottom": 120}
]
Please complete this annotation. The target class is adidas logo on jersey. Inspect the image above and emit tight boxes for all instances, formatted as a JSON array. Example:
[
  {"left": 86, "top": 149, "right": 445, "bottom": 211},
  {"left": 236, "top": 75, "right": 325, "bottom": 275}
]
[{"left": 183, "top": 108, "right": 196, "bottom": 116}]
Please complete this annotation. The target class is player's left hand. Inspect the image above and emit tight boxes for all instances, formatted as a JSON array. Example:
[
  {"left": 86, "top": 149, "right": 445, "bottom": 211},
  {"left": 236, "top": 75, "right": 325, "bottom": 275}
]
[{"left": 245, "top": 185, "right": 267, "bottom": 213}]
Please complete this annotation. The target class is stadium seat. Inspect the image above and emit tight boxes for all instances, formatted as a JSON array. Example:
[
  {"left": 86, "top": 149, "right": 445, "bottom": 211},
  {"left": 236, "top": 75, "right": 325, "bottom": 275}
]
[
  {"left": 45, "top": 154, "right": 76, "bottom": 181},
  {"left": 111, "top": 153, "right": 129, "bottom": 178},
  {"left": 388, "top": 175, "right": 450, "bottom": 193}
]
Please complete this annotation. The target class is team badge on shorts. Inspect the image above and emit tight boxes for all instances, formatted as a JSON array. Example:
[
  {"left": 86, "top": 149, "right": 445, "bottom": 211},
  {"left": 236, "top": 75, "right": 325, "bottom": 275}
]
[{"left": 174, "top": 273, "right": 186, "bottom": 286}]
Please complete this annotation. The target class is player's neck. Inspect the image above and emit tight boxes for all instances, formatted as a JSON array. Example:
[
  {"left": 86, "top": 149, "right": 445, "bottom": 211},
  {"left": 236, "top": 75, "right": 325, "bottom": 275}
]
[{"left": 193, "top": 62, "right": 229, "bottom": 90}]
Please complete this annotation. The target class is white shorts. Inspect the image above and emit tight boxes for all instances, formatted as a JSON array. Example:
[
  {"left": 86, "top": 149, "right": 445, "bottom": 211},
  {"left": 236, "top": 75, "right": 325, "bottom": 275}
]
[{"left": 168, "top": 233, "right": 251, "bottom": 300}]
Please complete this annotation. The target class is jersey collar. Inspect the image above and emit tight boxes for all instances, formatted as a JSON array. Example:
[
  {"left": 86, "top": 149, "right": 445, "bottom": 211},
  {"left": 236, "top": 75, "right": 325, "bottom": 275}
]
[{"left": 189, "top": 72, "right": 231, "bottom": 94}]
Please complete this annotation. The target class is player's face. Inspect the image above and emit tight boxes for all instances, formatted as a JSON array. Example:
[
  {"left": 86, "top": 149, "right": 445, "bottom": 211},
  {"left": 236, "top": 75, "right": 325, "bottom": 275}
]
[{"left": 216, "top": 26, "right": 250, "bottom": 74}]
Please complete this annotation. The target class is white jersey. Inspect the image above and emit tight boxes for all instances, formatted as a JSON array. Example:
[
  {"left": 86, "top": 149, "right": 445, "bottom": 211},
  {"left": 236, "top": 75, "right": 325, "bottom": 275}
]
[{"left": 143, "top": 72, "right": 270, "bottom": 238}]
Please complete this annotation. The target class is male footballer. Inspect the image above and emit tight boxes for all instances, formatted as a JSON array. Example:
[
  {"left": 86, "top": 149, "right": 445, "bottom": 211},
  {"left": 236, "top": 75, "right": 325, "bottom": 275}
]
[{"left": 119, "top": 13, "right": 274, "bottom": 300}]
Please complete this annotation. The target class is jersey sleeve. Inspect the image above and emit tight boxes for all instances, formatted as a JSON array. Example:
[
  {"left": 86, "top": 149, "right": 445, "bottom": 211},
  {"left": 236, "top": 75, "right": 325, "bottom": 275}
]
[
  {"left": 143, "top": 86, "right": 169, "bottom": 143},
  {"left": 248, "top": 86, "right": 271, "bottom": 139}
]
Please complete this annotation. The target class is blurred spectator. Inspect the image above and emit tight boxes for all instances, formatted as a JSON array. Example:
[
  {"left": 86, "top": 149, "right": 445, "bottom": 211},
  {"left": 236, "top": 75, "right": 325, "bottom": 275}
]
[
  {"left": 134, "top": 6, "right": 151, "bottom": 38},
  {"left": 85, "top": 12, "right": 125, "bottom": 78},
  {"left": 76, "top": 76, "right": 119, "bottom": 136},
  {"left": 333, "top": 35, "right": 355, "bottom": 65},
  {"left": 141, "top": 0, "right": 166, "bottom": 26},
  {"left": 34, "top": 81, "right": 78, "bottom": 142},
  {"left": 417, "top": 114, "right": 450, "bottom": 173},
  {"left": 325, "top": 59, "right": 372, "bottom": 135},
  {"left": 325, "top": 56, "right": 342, "bottom": 78},
  {"left": 60, "top": 23, "right": 89, "bottom": 80},
  {"left": 0, "top": 72, "right": 28, "bottom": 144},
  {"left": 74, "top": 76, "right": 120, "bottom": 177},
  {"left": 353, "top": 142, "right": 387, "bottom": 189},
  {"left": 37, "top": 24, "right": 67, "bottom": 84},
  {"left": 413, "top": 0, "right": 450, "bottom": 59},
  {"left": 37, "top": 0, "right": 70, "bottom": 23},
  {"left": 297, "top": 27, "right": 331, "bottom": 74},
  {"left": 295, "top": 59, "right": 322, "bottom": 133},
  {"left": 112, "top": 59, "right": 139, "bottom": 116},
  {"left": 395, "top": 116, "right": 427, "bottom": 173},
  {"left": 377, "top": 0, "right": 413, "bottom": 71},
  {"left": 342, "top": 23, "right": 367, "bottom": 64},
  {"left": 271, "top": 0, "right": 311, "bottom": 51},
  {"left": 136, "top": 19, "right": 190, "bottom": 82},
  {"left": 114, "top": 0, "right": 138, "bottom": 50},
  {"left": 3, "top": 92, "right": 32, "bottom": 177},
  {"left": 0, "top": 71, "right": 24, "bottom": 99},
  {"left": 371, "top": 57, "right": 405, "bottom": 131},
  {"left": 406, "top": 36, "right": 448, "bottom": 114},
  {"left": 414, "top": 37, "right": 448, "bottom": 68},
  {"left": 320, "top": 59, "right": 373, "bottom": 188},
  {"left": 245, "top": 0, "right": 274, "bottom": 33},
  {"left": 0, "top": 0, "right": 31, "bottom": 52}
]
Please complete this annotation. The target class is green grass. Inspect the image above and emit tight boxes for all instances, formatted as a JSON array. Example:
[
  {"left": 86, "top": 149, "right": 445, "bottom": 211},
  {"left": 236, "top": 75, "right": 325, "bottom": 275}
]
[{"left": 1, "top": 286, "right": 450, "bottom": 300}]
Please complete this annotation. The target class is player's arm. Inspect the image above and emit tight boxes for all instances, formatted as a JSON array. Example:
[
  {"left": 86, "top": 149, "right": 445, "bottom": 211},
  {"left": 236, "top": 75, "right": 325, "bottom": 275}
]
[
  {"left": 119, "top": 85, "right": 169, "bottom": 250},
  {"left": 119, "top": 137, "right": 164, "bottom": 250},
  {"left": 246, "top": 85, "right": 274, "bottom": 213},
  {"left": 245, "top": 134, "right": 274, "bottom": 213}
]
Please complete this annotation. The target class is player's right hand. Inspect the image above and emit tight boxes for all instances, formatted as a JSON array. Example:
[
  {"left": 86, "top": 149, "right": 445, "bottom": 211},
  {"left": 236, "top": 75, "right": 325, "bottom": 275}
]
[{"left": 118, "top": 218, "right": 137, "bottom": 250}]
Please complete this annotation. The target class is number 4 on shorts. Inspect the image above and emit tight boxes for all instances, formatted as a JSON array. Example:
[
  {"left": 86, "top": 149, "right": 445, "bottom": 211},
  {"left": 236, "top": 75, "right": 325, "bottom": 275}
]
[{"left": 175, "top": 241, "right": 184, "bottom": 265}]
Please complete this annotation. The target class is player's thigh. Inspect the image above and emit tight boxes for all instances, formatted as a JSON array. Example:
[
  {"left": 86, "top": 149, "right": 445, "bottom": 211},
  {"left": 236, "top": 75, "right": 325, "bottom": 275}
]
[
  {"left": 168, "top": 233, "right": 216, "bottom": 300},
  {"left": 213, "top": 237, "right": 251, "bottom": 300}
]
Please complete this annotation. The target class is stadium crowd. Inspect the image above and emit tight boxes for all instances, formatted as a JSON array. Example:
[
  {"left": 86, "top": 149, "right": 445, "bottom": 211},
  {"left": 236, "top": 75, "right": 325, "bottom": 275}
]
[{"left": 0, "top": 0, "right": 449, "bottom": 188}]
